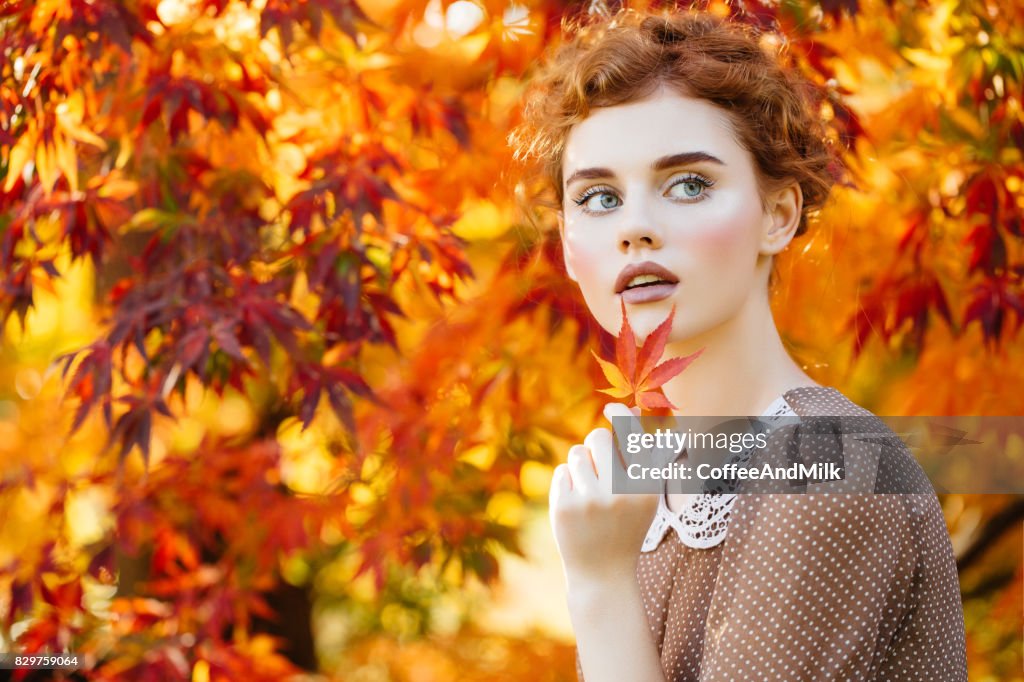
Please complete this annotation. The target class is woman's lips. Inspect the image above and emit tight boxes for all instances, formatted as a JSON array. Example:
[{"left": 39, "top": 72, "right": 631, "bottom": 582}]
[
  {"left": 620, "top": 282, "right": 678, "bottom": 304},
  {"left": 614, "top": 261, "right": 679, "bottom": 293}
]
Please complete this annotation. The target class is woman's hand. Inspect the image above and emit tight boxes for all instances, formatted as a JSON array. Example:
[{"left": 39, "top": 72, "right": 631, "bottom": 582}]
[{"left": 549, "top": 402, "right": 663, "bottom": 585}]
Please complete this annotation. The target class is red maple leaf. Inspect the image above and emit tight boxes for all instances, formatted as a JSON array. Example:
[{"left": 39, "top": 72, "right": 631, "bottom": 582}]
[{"left": 591, "top": 300, "right": 704, "bottom": 412}]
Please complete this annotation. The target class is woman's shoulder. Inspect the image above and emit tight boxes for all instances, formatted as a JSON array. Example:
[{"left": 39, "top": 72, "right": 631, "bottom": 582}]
[
  {"left": 772, "top": 384, "right": 937, "bottom": 497},
  {"left": 731, "top": 383, "right": 944, "bottom": 539},
  {"left": 780, "top": 384, "right": 871, "bottom": 418}
]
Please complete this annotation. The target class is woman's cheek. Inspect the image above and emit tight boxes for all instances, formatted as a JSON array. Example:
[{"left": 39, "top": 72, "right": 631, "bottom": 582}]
[
  {"left": 685, "top": 199, "right": 757, "bottom": 253},
  {"left": 689, "top": 233, "right": 749, "bottom": 285},
  {"left": 565, "top": 241, "right": 622, "bottom": 333},
  {"left": 685, "top": 198, "right": 762, "bottom": 273},
  {"left": 671, "top": 209, "right": 762, "bottom": 326}
]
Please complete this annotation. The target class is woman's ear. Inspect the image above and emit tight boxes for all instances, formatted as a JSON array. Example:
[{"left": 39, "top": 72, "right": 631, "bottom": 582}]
[
  {"left": 557, "top": 212, "right": 578, "bottom": 282},
  {"left": 760, "top": 181, "right": 803, "bottom": 255}
]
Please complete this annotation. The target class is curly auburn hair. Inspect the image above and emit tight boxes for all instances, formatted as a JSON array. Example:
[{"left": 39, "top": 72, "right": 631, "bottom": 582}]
[{"left": 507, "top": 8, "right": 843, "bottom": 239}]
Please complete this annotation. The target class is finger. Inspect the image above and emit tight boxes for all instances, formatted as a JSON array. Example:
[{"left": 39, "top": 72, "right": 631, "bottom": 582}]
[
  {"left": 604, "top": 402, "right": 664, "bottom": 469},
  {"left": 549, "top": 463, "right": 572, "bottom": 512},
  {"left": 583, "top": 427, "right": 615, "bottom": 484},
  {"left": 607, "top": 402, "right": 681, "bottom": 468},
  {"left": 603, "top": 402, "right": 643, "bottom": 466},
  {"left": 567, "top": 444, "right": 597, "bottom": 496}
]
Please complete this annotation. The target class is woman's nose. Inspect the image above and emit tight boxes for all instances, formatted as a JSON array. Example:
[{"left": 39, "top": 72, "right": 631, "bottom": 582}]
[{"left": 617, "top": 223, "right": 664, "bottom": 252}]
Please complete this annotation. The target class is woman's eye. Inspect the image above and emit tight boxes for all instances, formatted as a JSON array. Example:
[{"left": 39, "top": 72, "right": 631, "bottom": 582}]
[
  {"left": 591, "top": 193, "right": 620, "bottom": 210},
  {"left": 573, "top": 188, "right": 621, "bottom": 212},
  {"left": 670, "top": 177, "right": 711, "bottom": 199}
]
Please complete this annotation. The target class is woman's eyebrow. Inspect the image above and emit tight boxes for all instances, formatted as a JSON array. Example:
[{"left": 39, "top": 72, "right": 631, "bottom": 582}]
[
  {"left": 652, "top": 151, "right": 725, "bottom": 171},
  {"left": 564, "top": 151, "right": 726, "bottom": 190}
]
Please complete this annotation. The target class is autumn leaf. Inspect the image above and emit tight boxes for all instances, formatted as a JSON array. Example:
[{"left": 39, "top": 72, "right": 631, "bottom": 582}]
[{"left": 591, "top": 300, "right": 704, "bottom": 412}]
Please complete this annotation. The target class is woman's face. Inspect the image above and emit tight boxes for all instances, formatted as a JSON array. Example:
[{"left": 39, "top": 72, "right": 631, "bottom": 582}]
[{"left": 559, "top": 87, "right": 798, "bottom": 342}]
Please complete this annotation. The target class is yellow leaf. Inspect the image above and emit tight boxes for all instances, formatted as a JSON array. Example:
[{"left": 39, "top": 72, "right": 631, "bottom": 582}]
[
  {"left": 35, "top": 141, "right": 57, "bottom": 193},
  {"left": 520, "top": 461, "right": 552, "bottom": 498},
  {"left": 590, "top": 350, "right": 629, "bottom": 395},
  {"left": 452, "top": 199, "right": 507, "bottom": 240},
  {"left": 123, "top": 208, "right": 182, "bottom": 233},
  {"left": 55, "top": 132, "right": 78, "bottom": 191},
  {"left": 900, "top": 47, "right": 950, "bottom": 73},
  {"left": 4, "top": 128, "right": 34, "bottom": 192},
  {"left": 31, "top": 268, "right": 58, "bottom": 296},
  {"left": 459, "top": 443, "right": 497, "bottom": 469},
  {"left": 96, "top": 178, "right": 139, "bottom": 200},
  {"left": 486, "top": 491, "right": 523, "bottom": 526},
  {"left": 945, "top": 106, "right": 986, "bottom": 141},
  {"left": 192, "top": 660, "right": 210, "bottom": 682},
  {"left": 55, "top": 91, "right": 107, "bottom": 149},
  {"left": 597, "top": 386, "right": 633, "bottom": 399},
  {"left": 115, "top": 132, "right": 133, "bottom": 169}
]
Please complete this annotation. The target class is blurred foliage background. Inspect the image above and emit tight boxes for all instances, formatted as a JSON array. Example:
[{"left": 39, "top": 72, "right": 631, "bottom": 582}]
[{"left": 0, "top": 0, "right": 1022, "bottom": 679}]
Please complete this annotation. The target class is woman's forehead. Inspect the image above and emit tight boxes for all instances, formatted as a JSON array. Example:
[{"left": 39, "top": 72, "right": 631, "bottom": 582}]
[{"left": 562, "top": 91, "right": 742, "bottom": 182}]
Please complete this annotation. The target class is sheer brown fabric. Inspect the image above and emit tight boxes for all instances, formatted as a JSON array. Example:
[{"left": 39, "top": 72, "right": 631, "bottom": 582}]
[{"left": 574, "top": 386, "right": 967, "bottom": 681}]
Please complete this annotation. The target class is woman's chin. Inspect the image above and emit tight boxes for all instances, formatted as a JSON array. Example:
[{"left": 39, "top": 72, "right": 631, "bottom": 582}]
[{"left": 609, "top": 298, "right": 681, "bottom": 338}]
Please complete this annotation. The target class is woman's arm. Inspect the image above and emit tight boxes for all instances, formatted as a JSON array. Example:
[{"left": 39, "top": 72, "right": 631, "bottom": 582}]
[
  {"left": 569, "top": 570, "right": 666, "bottom": 682},
  {"left": 550, "top": 403, "right": 666, "bottom": 682}
]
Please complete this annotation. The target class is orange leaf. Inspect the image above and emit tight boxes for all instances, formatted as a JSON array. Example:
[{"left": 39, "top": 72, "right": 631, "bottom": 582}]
[
  {"left": 638, "top": 350, "right": 705, "bottom": 394},
  {"left": 592, "top": 302, "right": 704, "bottom": 413},
  {"left": 634, "top": 301, "right": 676, "bottom": 384},
  {"left": 590, "top": 350, "right": 629, "bottom": 394},
  {"left": 637, "top": 391, "right": 675, "bottom": 411},
  {"left": 597, "top": 386, "right": 634, "bottom": 399},
  {"left": 614, "top": 299, "right": 637, "bottom": 382}
]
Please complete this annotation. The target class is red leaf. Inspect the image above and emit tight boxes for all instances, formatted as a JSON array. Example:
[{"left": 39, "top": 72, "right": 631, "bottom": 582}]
[
  {"left": 637, "top": 391, "right": 675, "bottom": 411},
  {"left": 39, "top": 577, "right": 82, "bottom": 612},
  {"left": 592, "top": 302, "right": 703, "bottom": 413},
  {"left": 642, "top": 350, "right": 705, "bottom": 394},
  {"left": 298, "top": 388, "right": 320, "bottom": 429},
  {"left": 6, "top": 580, "right": 33, "bottom": 628},
  {"left": 614, "top": 299, "right": 637, "bottom": 384},
  {"left": 634, "top": 302, "right": 675, "bottom": 383},
  {"left": 88, "top": 545, "right": 117, "bottom": 585},
  {"left": 180, "top": 327, "right": 210, "bottom": 369},
  {"left": 211, "top": 320, "right": 247, "bottom": 363}
]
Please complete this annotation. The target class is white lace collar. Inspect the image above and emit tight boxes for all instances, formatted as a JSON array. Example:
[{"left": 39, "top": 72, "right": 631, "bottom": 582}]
[{"left": 640, "top": 394, "right": 798, "bottom": 552}]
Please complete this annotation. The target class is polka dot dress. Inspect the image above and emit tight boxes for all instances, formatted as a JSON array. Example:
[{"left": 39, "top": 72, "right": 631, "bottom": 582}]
[{"left": 575, "top": 386, "right": 968, "bottom": 681}]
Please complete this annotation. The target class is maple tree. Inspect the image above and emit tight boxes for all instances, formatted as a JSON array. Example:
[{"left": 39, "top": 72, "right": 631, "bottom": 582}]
[{"left": 0, "top": 0, "right": 1021, "bottom": 679}]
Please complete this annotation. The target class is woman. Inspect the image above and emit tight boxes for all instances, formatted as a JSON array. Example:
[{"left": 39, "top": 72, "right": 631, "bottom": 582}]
[{"left": 507, "top": 8, "right": 968, "bottom": 681}]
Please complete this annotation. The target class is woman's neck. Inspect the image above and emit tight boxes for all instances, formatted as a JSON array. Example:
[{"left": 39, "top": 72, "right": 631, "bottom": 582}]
[{"left": 659, "top": 286, "right": 818, "bottom": 417}]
